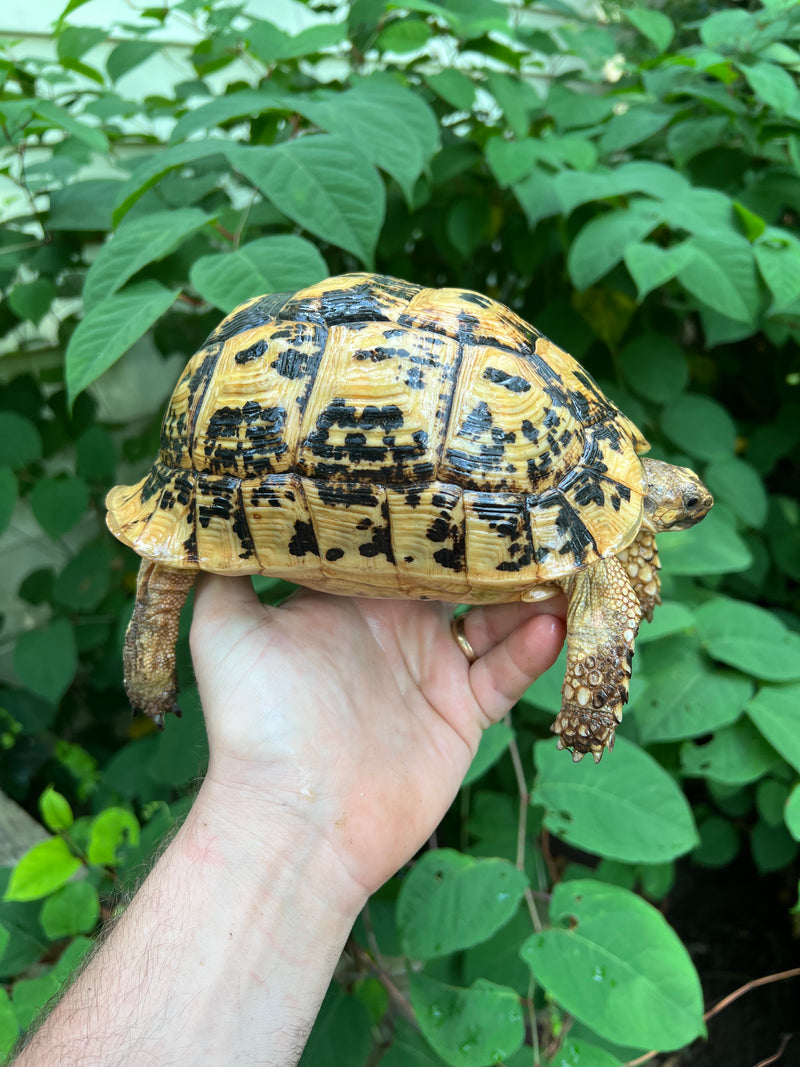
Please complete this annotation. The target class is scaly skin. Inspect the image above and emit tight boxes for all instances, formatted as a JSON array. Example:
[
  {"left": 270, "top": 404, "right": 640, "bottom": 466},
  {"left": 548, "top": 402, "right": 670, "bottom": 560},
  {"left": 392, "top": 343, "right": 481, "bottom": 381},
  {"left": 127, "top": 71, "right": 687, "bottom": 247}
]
[{"left": 123, "top": 560, "right": 196, "bottom": 726}]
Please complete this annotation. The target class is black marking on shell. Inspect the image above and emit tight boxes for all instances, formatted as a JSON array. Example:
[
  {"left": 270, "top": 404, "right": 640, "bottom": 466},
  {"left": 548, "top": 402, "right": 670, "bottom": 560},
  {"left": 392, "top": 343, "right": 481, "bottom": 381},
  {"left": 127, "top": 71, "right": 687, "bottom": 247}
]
[
  {"left": 197, "top": 474, "right": 238, "bottom": 529},
  {"left": 202, "top": 401, "right": 287, "bottom": 476},
  {"left": 358, "top": 501, "right": 395, "bottom": 563},
  {"left": 234, "top": 338, "right": 268, "bottom": 365},
  {"left": 458, "top": 291, "right": 493, "bottom": 309},
  {"left": 182, "top": 343, "right": 224, "bottom": 463},
  {"left": 139, "top": 462, "right": 170, "bottom": 505},
  {"left": 316, "top": 483, "right": 379, "bottom": 508},
  {"left": 206, "top": 293, "right": 291, "bottom": 346},
  {"left": 482, "top": 367, "right": 531, "bottom": 393},
  {"left": 233, "top": 484, "right": 255, "bottom": 560},
  {"left": 288, "top": 519, "right": 319, "bottom": 558},
  {"left": 268, "top": 323, "right": 327, "bottom": 388},
  {"left": 326, "top": 547, "right": 344, "bottom": 561},
  {"left": 280, "top": 276, "right": 419, "bottom": 328}
]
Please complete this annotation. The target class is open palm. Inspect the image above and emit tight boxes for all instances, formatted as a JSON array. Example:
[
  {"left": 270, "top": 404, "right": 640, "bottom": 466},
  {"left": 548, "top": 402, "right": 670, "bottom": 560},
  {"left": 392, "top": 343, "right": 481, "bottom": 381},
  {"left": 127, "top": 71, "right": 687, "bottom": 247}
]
[{"left": 190, "top": 574, "right": 566, "bottom": 894}]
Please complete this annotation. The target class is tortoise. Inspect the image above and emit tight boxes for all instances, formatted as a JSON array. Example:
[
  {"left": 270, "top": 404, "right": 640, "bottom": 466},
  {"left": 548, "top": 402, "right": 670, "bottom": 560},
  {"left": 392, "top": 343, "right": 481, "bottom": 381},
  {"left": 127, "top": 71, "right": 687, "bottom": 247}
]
[{"left": 106, "top": 272, "right": 713, "bottom": 762}]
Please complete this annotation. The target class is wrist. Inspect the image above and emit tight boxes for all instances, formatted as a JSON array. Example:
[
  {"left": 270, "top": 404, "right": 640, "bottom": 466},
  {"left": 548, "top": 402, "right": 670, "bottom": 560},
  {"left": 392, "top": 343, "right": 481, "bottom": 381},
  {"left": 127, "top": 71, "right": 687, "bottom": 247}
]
[{"left": 183, "top": 775, "right": 370, "bottom": 920}]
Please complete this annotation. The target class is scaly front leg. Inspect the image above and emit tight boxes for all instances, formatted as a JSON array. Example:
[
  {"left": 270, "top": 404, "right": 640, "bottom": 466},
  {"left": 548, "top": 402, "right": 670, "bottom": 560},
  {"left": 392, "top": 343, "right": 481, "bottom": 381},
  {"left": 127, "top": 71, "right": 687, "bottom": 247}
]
[
  {"left": 123, "top": 560, "right": 197, "bottom": 727},
  {"left": 616, "top": 528, "right": 661, "bottom": 621},
  {"left": 552, "top": 556, "right": 643, "bottom": 763}
]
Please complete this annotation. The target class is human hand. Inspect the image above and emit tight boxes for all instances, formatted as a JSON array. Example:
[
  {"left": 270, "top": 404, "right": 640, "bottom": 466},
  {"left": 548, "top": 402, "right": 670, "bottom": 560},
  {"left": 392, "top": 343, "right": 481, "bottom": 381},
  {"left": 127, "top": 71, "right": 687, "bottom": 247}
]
[{"left": 190, "top": 576, "right": 566, "bottom": 897}]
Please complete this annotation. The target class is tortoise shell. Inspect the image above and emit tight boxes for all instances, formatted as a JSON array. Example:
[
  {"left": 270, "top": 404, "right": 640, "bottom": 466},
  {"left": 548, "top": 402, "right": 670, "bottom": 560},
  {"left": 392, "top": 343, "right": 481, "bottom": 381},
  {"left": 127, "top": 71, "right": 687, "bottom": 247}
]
[{"left": 106, "top": 273, "right": 649, "bottom": 604}]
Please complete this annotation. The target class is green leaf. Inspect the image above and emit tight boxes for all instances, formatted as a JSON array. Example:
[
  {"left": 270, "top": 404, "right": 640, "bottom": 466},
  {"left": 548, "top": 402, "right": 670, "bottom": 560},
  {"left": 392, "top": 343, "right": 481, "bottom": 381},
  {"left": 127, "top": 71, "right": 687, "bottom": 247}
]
[
  {"left": 66, "top": 281, "right": 178, "bottom": 405},
  {"left": 14, "top": 618, "right": 77, "bottom": 706},
  {"left": 0, "top": 467, "right": 16, "bottom": 537},
  {"left": 618, "top": 333, "right": 688, "bottom": 404},
  {"left": 704, "top": 457, "right": 767, "bottom": 528},
  {"left": 380, "top": 1016, "right": 448, "bottom": 1066},
  {"left": 0, "top": 988, "right": 17, "bottom": 1061},
  {"left": 511, "top": 167, "right": 561, "bottom": 229},
  {"left": 623, "top": 241, "right": 696, "bottom": 302},
  {"left": 568, "top": 206, "right": 663, "bottom": 290},
  {"left": 9, "top": 973, "right": 59, "bottom": 1030},
  {"left": 741, "top": 61, "right": 799, "bottom": 115},
  {"left": 486, "top": 139, "right": 538, "bottom": 188},
  {"left": 751, "top": 820, "right": 797, "bottom": 873},
  {"left": 296, "top": 79, "right": 439, "bottom": 203},
  {"left": 228, "top": 137, "right": 384, "bottom": 267},
  {"left": 680, "top": 720, "right": 780, "bottom": 785},
  {"left": 555, "top": 162, "right": 687, "bottom": 218},
  {"left": 56, "top": 25, "right": 106, "bottom": 61},
  {"left": 48, "top": 179, "right": 123, "bottom": 231},
  {"left": 190, "top": 236, "right": 327, "bottom": 314},
  {"left": 30, "top": 475, "right": 89, "bottom": 539},
  {"left": 532, "top": 737, "right": 698, "bottom": 863},
  {"left": 113, "top": 141, "right": 229, "bottom": 224},
  {"left": 76, "top": 425, "right": 117, "bottom": 482},
  {"left": 624, "top": 8, "right": 674, "bottom": 53},
  {"left": 298, "top": 985, "right": 372, "bottom": 1067},
  {"left": 747, "top": 683, "right": 800, "bottom": 775},
  {"left": 54, "top": 540, "right": 113, "bottom": 612},
  {"left": 638, "top": 601, "right": 695, "bottom": 644},
  {"left": 637, "top": 635, "right": 753, "bottom": 744},
  {"left": 692, "top": 815, "right": 739, "bottom": 868},
  {"left": 521, "top": 880, "right": 704, "bottom": 1049},
  {"left": 785, "top": 784, "right": 800, "bottom": 842},
  {"left": 462, "top": 721, "right": 514, "bottom": 786},
  {"left": 169, "top": 87, "right": 293, "bottom": 143},
  {"left": 106, "top": 40, "right": 160, "bottom": 82},
  {"left": 376, "top": 18, "right": 431, "bottom": 53},
  {"left": 462, "top": 908, "right": 533, "bottom": 998},
  {"left": 0, "top": 412, "right": 42, "bottom": 469},
  {"left": 666, "top": 116, "right": 729, "bottom": 168},
  {"left": 660, "top": 393, "right": 737, "bottom": 460},
  {"left": 32, "top": 99, "right": 107, "bottom": 153},
  {"left": 733, "top": 200, "right": 766, "bottom": 242},
  {"left": 486, "top": 71, "right": 537, "bottom": 139},
  {"left": 39, "top": 786, "right": 73, "bottom": 833},
  {"left": 408, "top": 973, "right": 524, "bottom": 1067},
  {"left": 425, "top": 70, "right": 475, "bottom": 112},
  {"left": 547, "top": 85, "right": 616, "bottom": 131},
  {"left": 677, "top": 235, "right": 758, "bottom": 323},
  {"left": 545, "top": 1037, "right": 624, "bottom": 1067},
  {"left": 83, "top": 208, "right": 209, "bottom": 310},
  {"left": 756, "top": 779, "right": 790, "bottom": 827},
  {"left": 754, "top": 236, "right": 800, "bottom": 310},
  {"left": 598, "top": 106, "right": 673, "bottom": 154},
  {"left": 40, "top": 881, "right": 99, "bottom": 939},
  {"left": 247, "top": 20, "right": 346, "bottom": 63},
  {"left": 88, "top": 807, "right": 140, "bottom": 865},
  {"left": 8, "top": 278, "right": 55, "bottom": 325},
  {"left": 658, "top": 508, "right": 752, "bottom": 576},
  {"left": 3, "top": 838, "right": 82, "bottom": 903},
  {"left": 700, "top": 9, "right": 755, "bottom": 50},
  {"left": 397, "top": 850, "right": 527, "bottom": 959},
  {"left": 696, "top": 599, "right": 800, "bottom": 682}
]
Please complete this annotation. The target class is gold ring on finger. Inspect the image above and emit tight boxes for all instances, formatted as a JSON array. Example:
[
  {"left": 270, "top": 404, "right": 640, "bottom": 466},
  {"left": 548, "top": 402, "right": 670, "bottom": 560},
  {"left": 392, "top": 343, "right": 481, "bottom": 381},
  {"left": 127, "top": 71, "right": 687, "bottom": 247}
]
[{"left": 451, "top": 612, "right": 478, "bottom": 665}]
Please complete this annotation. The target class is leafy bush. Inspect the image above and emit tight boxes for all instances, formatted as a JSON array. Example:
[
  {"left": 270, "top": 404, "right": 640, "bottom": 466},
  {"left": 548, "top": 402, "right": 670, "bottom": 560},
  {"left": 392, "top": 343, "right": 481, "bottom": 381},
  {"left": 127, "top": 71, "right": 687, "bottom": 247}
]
[{"left": 1, "top": 0, "right": 799, "bottom": 1062}]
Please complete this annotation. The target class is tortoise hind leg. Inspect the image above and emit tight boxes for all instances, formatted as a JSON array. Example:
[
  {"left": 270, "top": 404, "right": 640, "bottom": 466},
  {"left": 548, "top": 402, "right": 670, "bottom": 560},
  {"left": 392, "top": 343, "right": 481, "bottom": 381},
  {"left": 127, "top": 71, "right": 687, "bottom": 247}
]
[
  {"left": 553, "top": 556, "right": 643, "bottom": 763},
  {"left": 123, "top": 560, "right": 197, "bottom": 727}
]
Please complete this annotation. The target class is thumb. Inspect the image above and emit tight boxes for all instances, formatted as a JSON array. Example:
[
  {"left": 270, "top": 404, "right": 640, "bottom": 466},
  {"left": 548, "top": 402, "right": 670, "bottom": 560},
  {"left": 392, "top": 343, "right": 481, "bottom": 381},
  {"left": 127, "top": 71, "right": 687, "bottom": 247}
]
[{"left": 191, "top": 574, "right": 264, "bottom": 641}]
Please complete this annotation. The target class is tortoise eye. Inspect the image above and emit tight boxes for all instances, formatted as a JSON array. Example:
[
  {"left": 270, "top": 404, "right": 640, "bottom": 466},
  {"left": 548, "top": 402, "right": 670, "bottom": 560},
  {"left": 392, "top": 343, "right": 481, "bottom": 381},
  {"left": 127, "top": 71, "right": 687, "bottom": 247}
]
[{"left": 684, "top": 495, "right": 699, "bottom": 509}]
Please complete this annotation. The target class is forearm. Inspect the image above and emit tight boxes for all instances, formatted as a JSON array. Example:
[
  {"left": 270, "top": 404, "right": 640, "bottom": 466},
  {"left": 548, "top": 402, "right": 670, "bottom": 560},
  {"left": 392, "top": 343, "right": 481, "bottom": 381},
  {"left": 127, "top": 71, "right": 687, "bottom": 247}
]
[{"left": 15, "top": 781, "right": 366, "bottom": 1066}]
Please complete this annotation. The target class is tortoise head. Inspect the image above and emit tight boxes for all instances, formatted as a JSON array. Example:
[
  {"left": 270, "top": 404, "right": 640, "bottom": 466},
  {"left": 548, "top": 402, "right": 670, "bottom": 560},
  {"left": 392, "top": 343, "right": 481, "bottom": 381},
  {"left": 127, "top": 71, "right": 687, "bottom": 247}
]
[{"left": 641, "top": 458, "right": 713, "bottom": 532}]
